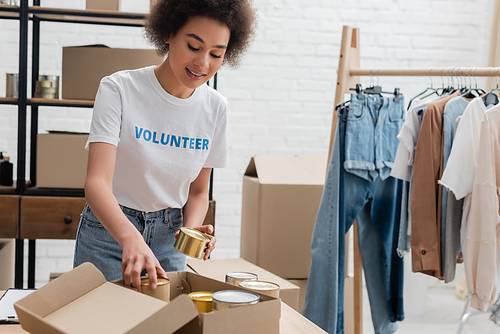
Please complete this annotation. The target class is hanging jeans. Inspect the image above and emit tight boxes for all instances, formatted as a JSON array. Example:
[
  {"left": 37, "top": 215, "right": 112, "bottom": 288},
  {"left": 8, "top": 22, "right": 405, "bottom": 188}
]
[{"left": 303, "top": 94, "right": 405, "bottom": 334}]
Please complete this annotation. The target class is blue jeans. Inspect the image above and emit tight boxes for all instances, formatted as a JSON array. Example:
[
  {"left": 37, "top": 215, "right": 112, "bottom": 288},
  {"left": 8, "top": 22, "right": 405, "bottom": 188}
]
[
  {"left": 303, "top": 96, "right": 404, "bottom": 334},
  {"left": 73, "top": 204, "right": 187, "bottom": 281}
]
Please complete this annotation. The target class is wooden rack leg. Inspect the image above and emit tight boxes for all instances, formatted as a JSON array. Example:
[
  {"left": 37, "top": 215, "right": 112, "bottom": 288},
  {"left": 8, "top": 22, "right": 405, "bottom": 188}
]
[{"left": 330, "top": 25, "right": 362, "bottom": 334}]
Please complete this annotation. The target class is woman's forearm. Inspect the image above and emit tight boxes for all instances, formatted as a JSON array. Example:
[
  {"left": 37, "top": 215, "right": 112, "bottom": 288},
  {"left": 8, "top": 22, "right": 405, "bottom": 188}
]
[
  {"left": 85, "top": 177, "right": 143, "bottom": 247},
  {"left": 182, "top": 191, "right": 209, "bottom": 228}
]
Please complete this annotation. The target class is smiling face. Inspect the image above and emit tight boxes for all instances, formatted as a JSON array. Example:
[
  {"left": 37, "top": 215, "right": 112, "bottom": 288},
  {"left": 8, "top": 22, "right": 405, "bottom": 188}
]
[{"left": 163, "top": 16, "right": 230, "bottom": 98}]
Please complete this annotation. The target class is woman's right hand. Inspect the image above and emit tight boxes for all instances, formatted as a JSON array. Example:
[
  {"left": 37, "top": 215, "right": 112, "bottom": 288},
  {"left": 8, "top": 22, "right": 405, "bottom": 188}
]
[{"left": 121, "top": 237, "right": 167, "bottom": 292}]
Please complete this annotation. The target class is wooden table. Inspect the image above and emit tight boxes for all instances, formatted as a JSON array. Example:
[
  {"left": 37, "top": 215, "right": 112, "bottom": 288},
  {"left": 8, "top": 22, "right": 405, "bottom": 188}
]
[{"left": 0, "top": 290, "right": 326, "bottom": 334}]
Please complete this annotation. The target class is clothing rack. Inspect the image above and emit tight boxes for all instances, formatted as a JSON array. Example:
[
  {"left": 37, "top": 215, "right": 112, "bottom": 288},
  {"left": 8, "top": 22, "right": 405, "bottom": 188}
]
[{"left": 332, "top": 25, "right": 500, "bottom": 334}]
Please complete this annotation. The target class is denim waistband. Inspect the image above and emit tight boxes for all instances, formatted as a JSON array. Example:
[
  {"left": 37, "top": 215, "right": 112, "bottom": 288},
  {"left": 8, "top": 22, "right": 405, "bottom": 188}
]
[{"left": 119, "top": 204, "right": 178, "bottom": 219}]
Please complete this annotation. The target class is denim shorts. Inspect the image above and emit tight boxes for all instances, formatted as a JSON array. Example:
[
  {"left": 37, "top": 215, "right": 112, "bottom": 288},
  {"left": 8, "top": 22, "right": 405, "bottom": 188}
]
[
  {"left": 73, "top": 204, "right": 187, "bottom": 281},
  {"left": 344, "top": 94, "right": 405, "bottom": 182}
]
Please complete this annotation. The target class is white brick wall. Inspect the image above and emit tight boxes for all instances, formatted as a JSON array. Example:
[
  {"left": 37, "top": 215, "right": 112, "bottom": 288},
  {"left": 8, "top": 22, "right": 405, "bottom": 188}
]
[{"left": 0, "top": 0, "right": 495, "bottom": 286}]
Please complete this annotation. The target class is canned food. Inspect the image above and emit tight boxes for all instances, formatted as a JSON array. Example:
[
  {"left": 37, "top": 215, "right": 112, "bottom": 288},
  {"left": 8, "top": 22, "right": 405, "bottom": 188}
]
[
  {"left": 225, "top": 272, "right": 258, "bottom": 286},
  {"left": 238, "top": 280, "right": 280, "bottom": 298},
  {"left": 35, "top": 75, "right": 59, "bottom": 99},
  {"left": 6, "top": 73, "right": 18, "bottom": 98},
  {"left": 212, "top": 290, "right": 260, "bottom": 311},
  {"left": 173, "top": 227, "right": 211, "bottom": 259},
  {"left": 188, "top": 291, "right": 213, "bottom": 313},
  {"left": 140, "top": 276, "right": 170, "bottom": 302}
]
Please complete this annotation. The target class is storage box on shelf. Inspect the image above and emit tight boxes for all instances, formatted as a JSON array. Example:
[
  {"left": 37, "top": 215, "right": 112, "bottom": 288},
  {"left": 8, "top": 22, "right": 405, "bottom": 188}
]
[
  {"left": 62, "top": 45, "right": 163, "bottom": 100},
  {"left": 36, "top": 132, "right": 89, "bottom": 189},
  {"left": 240, "top": 154, "right": 327, "bottom": 279}
]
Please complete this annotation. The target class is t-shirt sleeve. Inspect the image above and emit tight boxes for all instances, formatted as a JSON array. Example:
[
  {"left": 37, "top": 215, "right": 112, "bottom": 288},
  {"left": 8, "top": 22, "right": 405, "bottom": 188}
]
[
  {"left": 204, "top": 98, "right": 228, "bottom": 168},
  {"left": 85, "top": 77, "right": 123, "bottom": 149}
]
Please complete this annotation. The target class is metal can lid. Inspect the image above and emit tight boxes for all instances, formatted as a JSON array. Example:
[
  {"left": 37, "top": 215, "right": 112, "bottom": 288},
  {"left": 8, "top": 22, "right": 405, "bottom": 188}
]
[
  {"left": 239, "top": 281, "right": 280, "bottom": 290},
  {"left": 212, "top": 290, "right": 260, "bottom": 304},
  {"left": 188, "top": 291, "right": 214, "bottom": 302},
  {"left": 226, "top": 272, "right": 258, "bottom": 280},
  {"left": 180, "top": 227, "right": 211, "bottom": 242},
  {"left": 140, "top": 276, "right": 170, "bottom": 286}
]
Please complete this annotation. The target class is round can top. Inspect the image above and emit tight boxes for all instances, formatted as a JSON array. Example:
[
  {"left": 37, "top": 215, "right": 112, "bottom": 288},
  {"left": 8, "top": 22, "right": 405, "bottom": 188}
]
[
  {"left": 225, "top": 272, "right": 258, "bottom": 280},
  {"left": 212, "top": 290, "right": 260, "bottom": 304},
  {"left": 180, "top": 227, "right": 211, "bottom": 242},
  {"left": 140, "top": 276, "right": 170, "bottom": 286},
  {"left": 239, "top": 281, "right": 280, "bottom": 290},
  {"left": 188, "top": 291, "right": 214, "bottom": 302}
]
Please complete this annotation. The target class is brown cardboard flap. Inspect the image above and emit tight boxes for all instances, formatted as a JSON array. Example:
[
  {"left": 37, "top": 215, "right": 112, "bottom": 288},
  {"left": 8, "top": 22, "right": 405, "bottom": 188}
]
[
  {"left": 42, "top": 284, "right": 166, "bottom": 334},
  {"left": 14, "top": 263, "right": 199, "bottom": 334},
  {"left": 127, "top": 294, "right": 199, "bottom": 334},
  {"left": 248, "top": 155, "right": 327, "bottom": 185},
  {"left": 15, "top": 262, "right": 105, "bottom": 318}
]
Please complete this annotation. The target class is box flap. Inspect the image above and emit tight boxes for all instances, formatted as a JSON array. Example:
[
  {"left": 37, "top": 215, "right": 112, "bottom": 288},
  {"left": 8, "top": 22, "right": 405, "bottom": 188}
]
[
  {"left": 15, "top": 262, "right": 106, "bottom": 318},
  {"left": 246, "top": 155, "right": 327, "bottom": 185},
  {"left": 126, "top": 294, "right": 198, "bottom": 334},
  {"left": 15, "top": 263, "right": 196, "bottom": 334}
]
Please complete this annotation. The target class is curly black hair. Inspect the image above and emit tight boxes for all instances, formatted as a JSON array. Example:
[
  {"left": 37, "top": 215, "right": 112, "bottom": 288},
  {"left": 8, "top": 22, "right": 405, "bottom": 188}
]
[{"left": 145, "top": 0, "right": 257, "bottom": 68}]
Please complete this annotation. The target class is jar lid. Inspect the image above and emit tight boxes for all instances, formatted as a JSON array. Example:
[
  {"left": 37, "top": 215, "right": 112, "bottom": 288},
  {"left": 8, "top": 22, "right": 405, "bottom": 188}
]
[
  {"left": 180, "top": 227, "right": 211, "bottom": 242},
  {"left": 188, "top": 291, "right": 213, "bottom": 302},
  {"left": 239, "top": 281, "right": 280, "bottom": 290},
  {"left": 140, "top": 276, "right": 170, "bottom": 286},
  {"left": 212, "top": 290, "right": 260, "bottom": 304},
  {"left": 226, "top": 272, "right": 258, "bottom": 280}
]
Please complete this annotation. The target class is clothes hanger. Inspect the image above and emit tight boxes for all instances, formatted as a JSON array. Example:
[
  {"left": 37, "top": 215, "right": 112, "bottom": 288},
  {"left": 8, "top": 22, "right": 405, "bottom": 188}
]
[
  {"left": 482, "top": 67, "right": 500, "bottom": 106},
  {"left": 407, "top": 68, "right": 437, "bottom": 110},
  {"left": 461, "top": 67, "right": 485, "bottom": 99}
]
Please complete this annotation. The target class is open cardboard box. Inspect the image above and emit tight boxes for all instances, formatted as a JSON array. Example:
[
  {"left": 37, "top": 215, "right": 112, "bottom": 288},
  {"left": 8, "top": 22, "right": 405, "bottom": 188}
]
[
  {"left": 14, "top": 262, "right": 280, "bottom": 334},
  {"left": 169, "top": 271, "right": 280, "bottom": 334}
]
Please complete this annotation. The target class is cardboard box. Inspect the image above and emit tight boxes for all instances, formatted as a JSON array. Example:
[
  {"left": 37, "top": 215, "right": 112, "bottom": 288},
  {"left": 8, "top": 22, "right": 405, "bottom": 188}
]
[
  {"left": 187, "top": 257, "right": 300, "bottom": 311},
  {"left": 62, "top": 45, "right": 164, "bottom": 100},
  {"left": 86, "top": 0, "right": 119, "bottom": 11},
  {"left": 288, "top": 279, "right": 307, "bottom": 313},
  {"left": 14, "top": 263, "right": 197, "bottom": 334},
  {"left": 15, "top": 263, "right": 281, "bottom": 334},
  {"left": 36, "top": 132, "right": 89, "bottom": 189},
  {"left": 169, "top": 270, "right": 281, "bottom": 334},
  {"left": 240, "top": 154, "right": 327, "bottom": 279}
]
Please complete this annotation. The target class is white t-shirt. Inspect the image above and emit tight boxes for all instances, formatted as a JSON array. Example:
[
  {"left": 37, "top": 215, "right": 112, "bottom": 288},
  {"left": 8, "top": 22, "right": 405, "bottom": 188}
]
[
  {"left": 391, "top": 98, "right": 426, "bottom": 182},
  {"left": 87, "top": 66, "right": 228, "bottom": 212}
]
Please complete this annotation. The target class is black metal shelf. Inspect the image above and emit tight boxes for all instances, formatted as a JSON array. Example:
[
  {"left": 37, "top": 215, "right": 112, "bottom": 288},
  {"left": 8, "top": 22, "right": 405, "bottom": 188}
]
[
  {"left": 5, "top": 0, "right": 146, "bottom": 289},
  {"left": 28, "top": 98, "right": 94, "bottom": 108},
  {"left": 24, "top": 187, "right": 84, "bottom": 197},
  {"left": 0, "top": 4, "right": 20, "bottom": 13},
  {"left": 0, "top": 97, "right": 19, "bottom": 105}
]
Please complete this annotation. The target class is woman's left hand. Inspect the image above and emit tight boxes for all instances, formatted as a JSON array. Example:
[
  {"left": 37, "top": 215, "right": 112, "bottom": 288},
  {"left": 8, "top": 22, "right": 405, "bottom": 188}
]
[{"left": 175, "top": 225, "right": 216, "bottom": 260}]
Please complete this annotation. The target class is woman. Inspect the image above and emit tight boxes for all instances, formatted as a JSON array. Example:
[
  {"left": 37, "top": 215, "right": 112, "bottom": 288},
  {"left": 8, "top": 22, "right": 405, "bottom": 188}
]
[{"left": 73, "top": 0, "right": 256, "bottom": 291}]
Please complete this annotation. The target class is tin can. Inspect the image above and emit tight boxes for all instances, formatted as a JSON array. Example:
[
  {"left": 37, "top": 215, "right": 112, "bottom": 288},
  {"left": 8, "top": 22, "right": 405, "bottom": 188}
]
[
  {"left": 6, "top": 73, "right": 18, "bottom": 98},
  {"left": 225, "top": 272, "right": 258, "bottom": 286},
  {"left": 35, "top": 75, "right": 59, "bottom": 99},
  {"left": 188, "top": 291, "right": 213, "bottom": 313},
  {"left": 173, "top": 227, "right": 211, "bottom": 259},
  {"left": 140, "top": 276, "right": 170, "bottom": 302},
  {"left": 212, "top": 290, "right": 260, "bottom": 311},
  {"left": 238, "top": 280, "right": 280, "bottom": 298}
]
